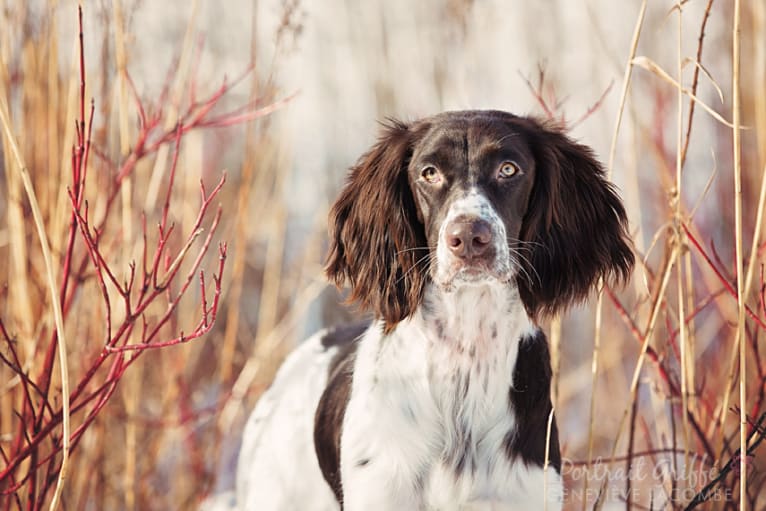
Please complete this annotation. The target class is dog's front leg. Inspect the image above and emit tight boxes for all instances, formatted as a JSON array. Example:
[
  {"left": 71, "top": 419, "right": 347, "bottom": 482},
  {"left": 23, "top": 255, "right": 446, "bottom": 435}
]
[
  {"left": 338, "top": 387, "right": 433, "bottom": 511},
  {"left": 340, "top": 460, "right": 422, "bottom": 511},
  {"left": 335, "top": 325, "right": 435, "bottom": 510},
  {"left": 339, "top": 408, "right": 428, "bottom": 510}
]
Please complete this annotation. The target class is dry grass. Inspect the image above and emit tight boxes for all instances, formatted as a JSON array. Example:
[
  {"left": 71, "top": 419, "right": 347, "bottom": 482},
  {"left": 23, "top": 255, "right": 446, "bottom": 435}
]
[{"left": 1, "top": 1, "right": 765, "bottom": 510}]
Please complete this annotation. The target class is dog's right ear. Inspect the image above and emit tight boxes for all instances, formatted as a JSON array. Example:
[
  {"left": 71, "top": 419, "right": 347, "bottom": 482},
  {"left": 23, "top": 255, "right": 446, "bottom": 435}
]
[{"left": 325, "top": 120, "right": 428, "bottom": 332}]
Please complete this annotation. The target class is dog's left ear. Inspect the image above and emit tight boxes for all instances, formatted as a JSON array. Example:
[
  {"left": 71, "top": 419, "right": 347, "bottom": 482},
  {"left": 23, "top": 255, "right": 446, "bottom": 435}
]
[{"left": 517, "top": 118, "right": 634, "bottom": 317}]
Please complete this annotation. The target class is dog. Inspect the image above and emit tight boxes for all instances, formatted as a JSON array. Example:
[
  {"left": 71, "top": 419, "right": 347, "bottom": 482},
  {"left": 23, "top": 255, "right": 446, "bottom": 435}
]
[{"left": 234, "top": 110, "right": 634, "bottom": 510}]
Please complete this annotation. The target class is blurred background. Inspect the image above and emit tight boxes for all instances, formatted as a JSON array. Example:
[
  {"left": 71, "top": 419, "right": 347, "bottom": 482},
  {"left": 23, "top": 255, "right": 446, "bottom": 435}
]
[{"left": 1, "top": 0, "right": 765, "bottom": 509}]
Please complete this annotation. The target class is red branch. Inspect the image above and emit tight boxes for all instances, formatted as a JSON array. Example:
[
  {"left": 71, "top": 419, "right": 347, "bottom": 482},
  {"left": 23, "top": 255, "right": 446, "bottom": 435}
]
[{"left": 682, "top": 223, "right": 766, "bottom": 330}]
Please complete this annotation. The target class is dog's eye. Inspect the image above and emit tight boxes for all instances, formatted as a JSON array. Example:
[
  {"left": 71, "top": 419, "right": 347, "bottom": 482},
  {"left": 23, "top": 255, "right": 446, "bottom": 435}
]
[
  {"left": 498, "top": 161, "right": 520, "bottom": 179},
  {"left": 421, "top": 166, "right": 441, "bottom": 184}
]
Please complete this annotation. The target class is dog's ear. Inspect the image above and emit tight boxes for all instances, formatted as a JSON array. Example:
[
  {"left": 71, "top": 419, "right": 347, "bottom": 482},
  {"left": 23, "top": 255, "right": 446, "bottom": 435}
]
[
  {"left": 325, "top": 120, "right": 428, "bottom": 332},
  {"left": 517, "top": 118, "right": 634, "bottom": 317}
]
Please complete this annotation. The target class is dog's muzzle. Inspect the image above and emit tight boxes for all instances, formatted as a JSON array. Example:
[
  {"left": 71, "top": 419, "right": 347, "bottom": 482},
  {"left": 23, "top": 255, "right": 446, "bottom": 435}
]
[{"left": 435, "top": 192, "right": 512, "bottom": 287}]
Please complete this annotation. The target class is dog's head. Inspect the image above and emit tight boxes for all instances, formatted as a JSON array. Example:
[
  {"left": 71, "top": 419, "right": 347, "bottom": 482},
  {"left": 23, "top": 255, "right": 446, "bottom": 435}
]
[{"left": 326, "top": 110, "right": 634, "bottom": 331}]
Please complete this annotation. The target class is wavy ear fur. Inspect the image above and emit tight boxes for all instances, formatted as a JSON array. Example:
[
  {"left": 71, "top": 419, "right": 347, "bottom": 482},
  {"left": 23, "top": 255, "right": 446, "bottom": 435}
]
[
  {"left": 516, "top": 118, "right": 634, "bottom": 317},
  {"left": 325, "top": 120, "right": 428, "bottom": 332}
]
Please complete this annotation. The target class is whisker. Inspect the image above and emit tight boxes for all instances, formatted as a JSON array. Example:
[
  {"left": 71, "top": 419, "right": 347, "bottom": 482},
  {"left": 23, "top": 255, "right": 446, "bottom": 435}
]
[
  {"left": 395, "top": 246, "right": 436, "bottom": 256},
  {"left": 506, "top": 244, "right": 535, "bottom": 255},
  {"left": 509, "top": 248, "right": 541, "bottom": 288},
  {"left": 514, "top": 258, "right": 539, "bottom": 289},
  {"left": 506, "top": 237, "right": 546, "bottom": 249},
  {"left": 395, "top": 252, "right": 433, "bottom": 285},
  {"left": 506, "top": 237, "right": 551, "bottom": 257}
]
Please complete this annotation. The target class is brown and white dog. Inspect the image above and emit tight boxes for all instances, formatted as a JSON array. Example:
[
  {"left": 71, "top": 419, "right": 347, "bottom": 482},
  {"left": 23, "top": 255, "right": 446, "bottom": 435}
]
[{"left": 234, "top": 110, "right": 633, "bottom": 510}]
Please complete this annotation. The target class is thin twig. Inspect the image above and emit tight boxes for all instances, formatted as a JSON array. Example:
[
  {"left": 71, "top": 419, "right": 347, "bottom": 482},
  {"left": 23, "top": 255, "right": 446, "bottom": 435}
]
[
  {"left": 684, "top": 412, "right": 766, "bottom": 509},
  {"left": 680, "top": 0, "right": 715, "bottom": 167}
]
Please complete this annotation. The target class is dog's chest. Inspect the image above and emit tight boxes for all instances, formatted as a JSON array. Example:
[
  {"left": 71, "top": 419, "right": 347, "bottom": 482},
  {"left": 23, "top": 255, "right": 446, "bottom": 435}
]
[
  {"left": 422, "top": 304, "right": 529, "bottom": 504},
  {"left": 342, "top": 285, "right": 537, "bottom": 507},
  {"left": 419, "top": 343, "right": 521, "bottom": 507}
]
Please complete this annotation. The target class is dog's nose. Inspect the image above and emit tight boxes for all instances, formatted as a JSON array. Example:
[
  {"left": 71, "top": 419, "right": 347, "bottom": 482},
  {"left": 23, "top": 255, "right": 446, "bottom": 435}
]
[{"left": 446, "top": 217, "right": 493, "bottom": 260}]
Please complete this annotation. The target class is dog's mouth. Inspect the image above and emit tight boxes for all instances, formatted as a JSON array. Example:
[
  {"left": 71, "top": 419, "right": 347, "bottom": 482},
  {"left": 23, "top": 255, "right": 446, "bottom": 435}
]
[{"left": 434, "top": 259, "right": 514, "bottom": 289}]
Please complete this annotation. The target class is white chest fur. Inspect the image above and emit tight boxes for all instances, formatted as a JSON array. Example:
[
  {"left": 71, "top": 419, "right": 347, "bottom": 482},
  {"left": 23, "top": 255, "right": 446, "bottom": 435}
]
[{"left": 339, "top": 283, "right": 562, "bottom": 510}]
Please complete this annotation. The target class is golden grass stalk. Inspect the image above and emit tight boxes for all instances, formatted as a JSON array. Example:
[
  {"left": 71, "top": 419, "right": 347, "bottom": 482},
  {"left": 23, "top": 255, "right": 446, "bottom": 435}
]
[
  {"left": 584, "top": 3, "right": 646, "bottom": 508},
  {"left": 0, "top": 93, "right": 70, "bottom": 511},
  {"left": 683, "top": 248, "right": 696, "bottom": 417},
  {"left": 632, "top": 56, "right": 737, "bottom": 128},
  {"left": 219, "top": 277, "right": 327, "bottom": 431},
  {"left": 254, "top": 194, "right": 288, "bottom": 345},
  {"left": 731, "top": 0, "right": 747, "bottom": 506},
  {"left": 675, "top": 1, "right": 691, "bottom": 488},
  {"left": 218, "top": 150, "right": 257, "bottom": 382},
  {"left": 549, "top": 316, "right": 560, "bottom": 410},
  {"left": 0, "top": 37, "right": 35, "bottom": 353},
  {"left": 584, "top": 288, "right": 603, "bottom": 509},
  {"left": 144, "top": 0, "right": 200, "bottom": 210},
  {"left": 738, "top": 2, "right": 766, "bottom": 311},
  {"left": 742, "top": 164, "right": 766, "bottom": 315},
  {"left": 595, "top": 246, "right": 676, "bottom": 511},
  {"left": 606, "top": 0, "right": 647, "bottom": 174},
  {"left": 52, "top": 39, "right": 79, "bottom": 262},
  {"left": 756, "top": 1, "right": 766, "bottom": 170},
  {"left": 111, "top": 1, "right": 138, "bottom": 508},
  {"left": 219, "top": 5, "right": 262, "bottom": 382},
  {"left": 543, "top": 407, "right": 555, "bottom": 511}
]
